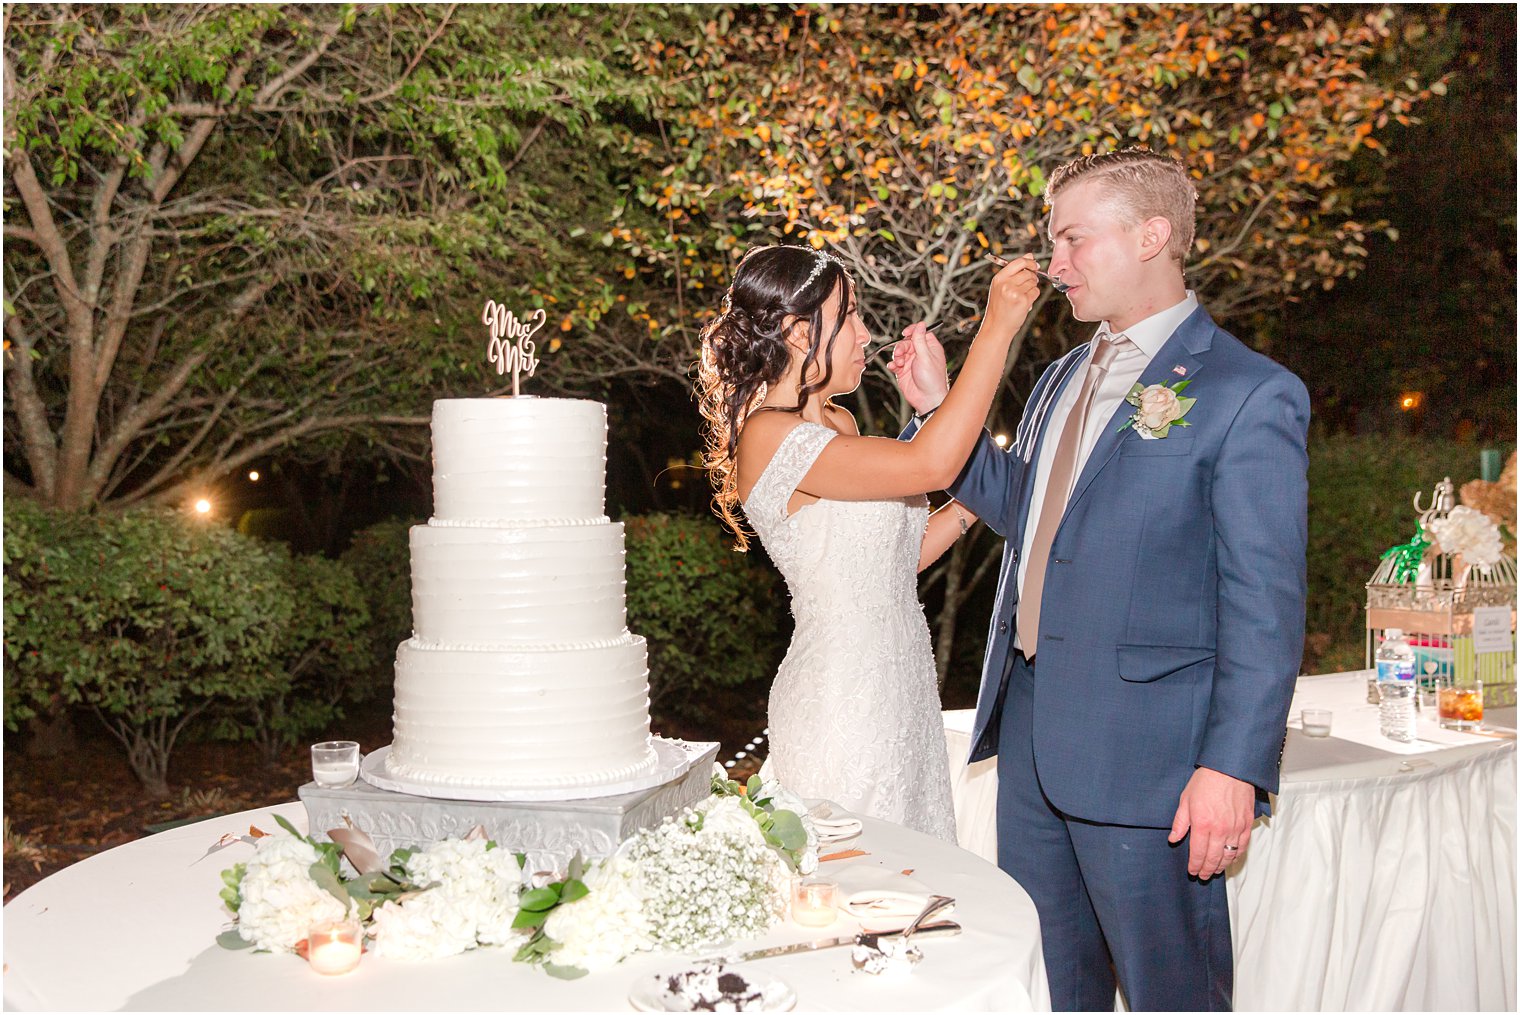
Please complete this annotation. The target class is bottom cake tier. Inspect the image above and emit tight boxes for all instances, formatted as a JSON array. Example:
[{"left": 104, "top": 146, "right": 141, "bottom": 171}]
[{"left": 387, "top": 633, "right": 658, "bottom": 791}]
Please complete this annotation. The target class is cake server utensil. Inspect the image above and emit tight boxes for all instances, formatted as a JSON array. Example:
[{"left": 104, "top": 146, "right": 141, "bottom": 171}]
[{"left": 723, "top": 920, "right": 961, "bottom": 963}]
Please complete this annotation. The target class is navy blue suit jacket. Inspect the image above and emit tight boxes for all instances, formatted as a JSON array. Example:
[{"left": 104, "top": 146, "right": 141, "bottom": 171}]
[{"left": 907, "top": 306, "right": 1309, "bottom": 828}]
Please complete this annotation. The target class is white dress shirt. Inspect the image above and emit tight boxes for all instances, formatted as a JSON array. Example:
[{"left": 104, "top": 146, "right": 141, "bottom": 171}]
[{"left": 1013, "top": 291, "right": 1199, "bottom": 651}]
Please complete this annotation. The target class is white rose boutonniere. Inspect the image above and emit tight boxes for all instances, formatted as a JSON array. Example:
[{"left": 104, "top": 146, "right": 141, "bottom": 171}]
[{"left": 1118, "top": 380, "right": 1196, "bottom": 439}]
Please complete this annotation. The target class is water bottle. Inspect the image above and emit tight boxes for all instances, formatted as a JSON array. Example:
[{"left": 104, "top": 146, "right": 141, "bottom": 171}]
[{"left": 1376, "top": 629, "right": 1418, "bottom": 743}]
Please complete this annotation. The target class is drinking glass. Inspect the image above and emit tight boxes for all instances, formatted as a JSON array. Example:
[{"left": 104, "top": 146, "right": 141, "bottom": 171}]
[
  {"left": 311, "top": 741, "right": 361, "bottom": 788},
  {"left": 1437, "top": 681, "right": 1483, "bottom": 731},
  {"left": 1301, "top": 708, "right": 1332, "bottom": 738}
]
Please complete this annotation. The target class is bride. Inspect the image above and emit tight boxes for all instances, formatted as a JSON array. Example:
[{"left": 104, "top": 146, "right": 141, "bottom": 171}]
[{"left": 696, "top": 245, "right": 1039, "bottom": 840}]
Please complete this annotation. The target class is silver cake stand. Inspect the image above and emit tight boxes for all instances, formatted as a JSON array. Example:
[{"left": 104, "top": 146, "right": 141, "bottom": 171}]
[{"left": 302, "top": 737, "right": 720, "bottom": 872}]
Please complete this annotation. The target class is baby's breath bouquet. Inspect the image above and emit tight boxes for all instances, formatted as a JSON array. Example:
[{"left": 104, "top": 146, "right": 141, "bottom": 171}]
[{"left": 520, "top": 781, "right": 812, "bottom": 975}]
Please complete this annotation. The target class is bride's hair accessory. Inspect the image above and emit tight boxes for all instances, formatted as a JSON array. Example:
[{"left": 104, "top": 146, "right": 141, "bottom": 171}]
[{"left": 791, "top": 251, "right": 837, "bottom": 298}]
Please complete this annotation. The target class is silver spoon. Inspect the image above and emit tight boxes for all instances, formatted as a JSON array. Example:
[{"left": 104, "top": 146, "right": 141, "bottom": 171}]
[
  {"left": 854, "top": 895, "right": 955, "bottom": 957},
  {"left": 985, "top": 252, "right": 1071, "bottom": 292}
]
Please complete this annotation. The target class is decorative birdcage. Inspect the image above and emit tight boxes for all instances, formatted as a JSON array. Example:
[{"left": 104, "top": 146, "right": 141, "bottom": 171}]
[{"left": 1366, "top": 477, "right": 1518, "bottom": 708}]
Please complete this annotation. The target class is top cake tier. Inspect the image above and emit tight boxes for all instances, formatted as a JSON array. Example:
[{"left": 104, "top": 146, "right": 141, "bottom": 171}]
[{"left": 431, "top": 398, "right": 607, "bottom": 524}]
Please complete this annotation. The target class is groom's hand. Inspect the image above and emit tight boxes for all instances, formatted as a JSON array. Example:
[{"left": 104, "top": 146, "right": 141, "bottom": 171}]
[
  {"left": 889, "top": 321, "right": 948, "bottom": 415},
  {"left": 1168, "top": 766, "right": 1255, "bottom": 881}
]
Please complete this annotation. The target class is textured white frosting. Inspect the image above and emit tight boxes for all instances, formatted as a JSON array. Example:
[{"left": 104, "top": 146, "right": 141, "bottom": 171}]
[
  {"left": 387, "top": 636, "right": 657, "bottom": 788},
  {"left": 409, "top": 522, "right": 628, "bottom": 645},
  {"left": 431, "top": 398, "right": 607, "bottom": 523},
  {"left": 386, "top": 396, "right": 658, "bottom": 793}
]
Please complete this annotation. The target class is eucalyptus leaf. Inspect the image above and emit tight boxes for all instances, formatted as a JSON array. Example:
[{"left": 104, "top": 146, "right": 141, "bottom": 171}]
[
  {"left": 519, "top": 886, "right": 561, "bottom": 912},
  {"left": 545, "top": 962, "right": 590, "bottom": 980},
  {"left": 512, "top": 907, "right": 552, "bottom": 930},
  {"left": 766, "top": 809, "right": 807, "bottom": 851},
  {"left": 216, "top": 928, "right": 255, "bottom": 950},
  {"left": 559, "top": 878, "right": 590, "bottom": 904},
  {"left": 308, "top": 860, "right": 351, "bottom": 908}
]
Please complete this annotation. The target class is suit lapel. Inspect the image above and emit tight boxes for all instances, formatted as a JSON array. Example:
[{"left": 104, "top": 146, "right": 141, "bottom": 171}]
[
  {"left": 1061, "top": 307, "right": 1217, "bottom": 518},
  {"left": 1014, "top": 347, "right": 1089, "bottom": 537}
]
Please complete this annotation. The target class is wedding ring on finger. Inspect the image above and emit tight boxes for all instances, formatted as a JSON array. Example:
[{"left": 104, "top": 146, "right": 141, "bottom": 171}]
[{"left": 1222, "top": 844, "right": 1240, "bottom": 853}]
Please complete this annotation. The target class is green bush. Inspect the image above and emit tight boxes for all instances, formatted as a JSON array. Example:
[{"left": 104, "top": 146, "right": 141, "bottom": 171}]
[
  {"left": 340, "top": 518, "right": 416, "bottom": 673},
  {"left": 211, "top": 549, "right": 376, "bottom": 763},
  {"left": 3, "top": 502, "right": 291, "bottom": 796},
  {"left": 3, "top": 501, "right": 95, "bottom": 732},
  {"left": 623, "top": 512, "right": 790, "bottom": 718},
  {"left": 1305, "top": 435, "right": 1514, "bottom": 673}
]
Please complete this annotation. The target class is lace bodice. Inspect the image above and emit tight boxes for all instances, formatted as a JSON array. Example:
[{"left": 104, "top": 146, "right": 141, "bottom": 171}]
[{"left": 743, "top": 422, "right": 956, "bottom": 842}]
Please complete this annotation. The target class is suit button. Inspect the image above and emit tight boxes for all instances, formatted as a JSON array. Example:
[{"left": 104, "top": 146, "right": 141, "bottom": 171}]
[{"left": 998, "top": 620, "right": 1009, "bottom": 634}]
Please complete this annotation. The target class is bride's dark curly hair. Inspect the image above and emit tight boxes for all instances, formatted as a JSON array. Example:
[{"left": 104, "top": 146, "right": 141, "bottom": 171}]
[{"left": 697, "top": 245, "right": 853, "bottom": 549}]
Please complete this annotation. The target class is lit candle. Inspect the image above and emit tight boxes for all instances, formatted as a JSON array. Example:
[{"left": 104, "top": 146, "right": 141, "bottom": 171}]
[
  {"left": 791, "top": 878, "right": 839, "bottom": 927},
  {"left": 308, "top": 919, "right": 363, "bottom": 975}
]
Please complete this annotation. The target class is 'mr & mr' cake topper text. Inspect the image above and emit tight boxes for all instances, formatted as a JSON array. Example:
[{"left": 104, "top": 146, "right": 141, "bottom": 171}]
[{"left": 482, "top": 300, "right": 545, "bottom": 397}]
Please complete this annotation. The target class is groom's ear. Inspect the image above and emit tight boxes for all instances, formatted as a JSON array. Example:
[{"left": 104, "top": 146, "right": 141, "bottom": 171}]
[{"left": 1137, "top": 215, "right": 1174, "bottom": 264}]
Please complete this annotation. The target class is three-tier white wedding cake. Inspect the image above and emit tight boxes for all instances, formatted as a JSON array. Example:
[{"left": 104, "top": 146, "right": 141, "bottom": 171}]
[{"left": 384, "top": 397, "right": 660, "bottom": 793}]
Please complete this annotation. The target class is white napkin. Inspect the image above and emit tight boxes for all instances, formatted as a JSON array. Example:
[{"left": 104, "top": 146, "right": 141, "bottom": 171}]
[
  {"left": 843, "top": 890, "right": 956, "bottom": 922},
  {"left": 808, "top": 802, "right": 864, "bottom": 844}
]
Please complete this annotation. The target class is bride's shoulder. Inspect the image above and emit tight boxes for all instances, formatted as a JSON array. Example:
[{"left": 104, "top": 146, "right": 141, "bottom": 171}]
[
  {"left": 736, "top": 411, "right": 842, "bottom": 500},
  {"left": 736, "top": 412, "right": 804, "bottom": 496},
  {"left": 823, "top": 401, "right": 859, "bottom": 436}
]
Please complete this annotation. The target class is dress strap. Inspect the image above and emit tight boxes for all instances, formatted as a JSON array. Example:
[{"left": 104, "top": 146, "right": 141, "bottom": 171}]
[{"left": 744, "top": 422, "right": 837, "bottom": 525}]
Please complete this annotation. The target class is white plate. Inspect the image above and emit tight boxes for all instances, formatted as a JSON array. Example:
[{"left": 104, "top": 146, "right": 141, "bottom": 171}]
[
  {"left": 357, "top": 738, "right": 712, "bottom": 802},
  {"left": 629, "top": 965, "right": 797, "bottom": 1012}
]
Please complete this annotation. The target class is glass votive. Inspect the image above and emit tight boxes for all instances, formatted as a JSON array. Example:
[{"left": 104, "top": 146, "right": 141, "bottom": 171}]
[
  {"left": 791, "top": 878, "right": 839, "bottom": 927},
  {"left": 1301, "top": 708, "right": 1332, "bottom": 738},
  {"left": 307, "top": 918, "right": 363, "bottom": 975},
  {"left": 311, "top": 741, "right": 361, "bottom": 788}
]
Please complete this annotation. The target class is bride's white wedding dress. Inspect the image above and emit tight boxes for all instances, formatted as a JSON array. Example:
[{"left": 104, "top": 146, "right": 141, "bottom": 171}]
[{"left": 744, "top": 421, "right": 958, "bottom": 842}]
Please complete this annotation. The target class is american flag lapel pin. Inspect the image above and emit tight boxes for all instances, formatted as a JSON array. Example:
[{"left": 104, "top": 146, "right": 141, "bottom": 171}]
[{"left": 1172, "top": 365, "right": 1188, "bottom": 377}]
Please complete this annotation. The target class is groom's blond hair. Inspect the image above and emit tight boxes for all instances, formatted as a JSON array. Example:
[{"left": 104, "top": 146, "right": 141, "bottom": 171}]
[{"left": 1047, "top": 148, "right": 1197, "bottom": 266}]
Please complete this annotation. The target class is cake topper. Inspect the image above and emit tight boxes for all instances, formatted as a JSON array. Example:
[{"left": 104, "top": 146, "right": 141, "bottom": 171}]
[{"left": 482, "top": 300, "right": 545, "bottom": 396}]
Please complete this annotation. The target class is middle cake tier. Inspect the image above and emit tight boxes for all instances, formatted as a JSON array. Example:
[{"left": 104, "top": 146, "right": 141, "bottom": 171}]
[{"left": 409, "top": 521, "right": 627, "bottom": 645}]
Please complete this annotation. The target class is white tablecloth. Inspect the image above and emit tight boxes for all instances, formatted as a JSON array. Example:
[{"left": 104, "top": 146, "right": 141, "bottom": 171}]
[
  {"left": 3, "top": 802, "right": 1050, "bottom": 1011},
  {"left": 943, "top": 670, "right": 1518, "bottom": 1011}
]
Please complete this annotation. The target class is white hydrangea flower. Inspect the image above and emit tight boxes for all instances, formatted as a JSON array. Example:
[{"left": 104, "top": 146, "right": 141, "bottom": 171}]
[
  {"left": 543, "top": 856, "right": 653, "bottom": 971},
  {"left": 694, "top": 795, "right": 768, "bottom": 846},
  {"left": 369, "top": 888, "right": 481, "bottom": 960},
  {"left": 235, "top": 834, "right": 350, "bottom": 953},
  {"left": 1430, "top": 505, "right": 1505, "bottom": 569},
  {"left": 370, "top": 837, "right": 526, "bottom": 960}
]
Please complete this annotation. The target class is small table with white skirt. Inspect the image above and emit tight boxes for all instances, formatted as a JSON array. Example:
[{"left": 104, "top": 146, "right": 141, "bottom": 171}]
[{"left": 943, "top": 669, "right": 1517, "bottom": 1011}]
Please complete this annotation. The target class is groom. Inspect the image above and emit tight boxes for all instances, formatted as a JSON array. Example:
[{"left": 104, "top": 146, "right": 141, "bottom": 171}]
[{"left": 894, "top": 148, "right": 1308, "bottom": 1010}]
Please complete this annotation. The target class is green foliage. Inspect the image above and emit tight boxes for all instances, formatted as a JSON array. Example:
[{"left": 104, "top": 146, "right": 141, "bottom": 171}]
[
  {"left": 2, "top": 501, "right": 291, "bottom": 795},
  {"left": 1304, "top": 435, "right": 1513, "bottom": 673},
  {"left": 339, "top": 517, "right": 418, "bottom": 673},
  {"left": 211, "top": 549, "right": 376, "bottom": 763},
  {"left": 622, "top": 513, "right": 789, "bottom": 718},
  {"left": 5, "top": 4, "right": 705, "bottom": 510}
]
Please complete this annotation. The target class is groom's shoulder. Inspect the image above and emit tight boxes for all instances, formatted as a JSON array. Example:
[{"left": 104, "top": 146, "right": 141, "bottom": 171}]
[{"left": 1202, "top": 315, "right": 1305, "bottom": 394}]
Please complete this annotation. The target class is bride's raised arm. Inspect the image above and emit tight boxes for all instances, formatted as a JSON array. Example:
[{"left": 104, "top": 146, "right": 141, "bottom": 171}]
[{"left": 755, "top": 255, "right": 1039, "bottom": 502}]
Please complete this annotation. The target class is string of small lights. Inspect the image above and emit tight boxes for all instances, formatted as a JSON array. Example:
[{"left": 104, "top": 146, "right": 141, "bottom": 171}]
[{"left": 722, "top": 727, "right": 768, "bottom": 770}]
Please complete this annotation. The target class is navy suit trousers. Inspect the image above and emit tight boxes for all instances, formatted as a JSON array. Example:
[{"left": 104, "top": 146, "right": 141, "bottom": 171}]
[{"left": 997, "top": 653, "right": 1233, "bottom": 1011}]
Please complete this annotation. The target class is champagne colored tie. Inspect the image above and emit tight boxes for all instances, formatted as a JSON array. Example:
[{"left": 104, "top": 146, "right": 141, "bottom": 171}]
[{"left": 1017, "top": 333, "right": 1126, "bottom": 654}]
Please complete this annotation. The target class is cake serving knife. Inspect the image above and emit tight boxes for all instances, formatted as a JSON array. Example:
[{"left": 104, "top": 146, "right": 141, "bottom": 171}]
[{"left": 724, "top": 920, "right": 962, "bottom": 962}]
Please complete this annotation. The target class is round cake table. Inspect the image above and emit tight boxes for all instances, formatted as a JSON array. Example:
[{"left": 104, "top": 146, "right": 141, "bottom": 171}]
[{"left": 3, "top": 802, "right": 1051, "bottom": 1011}]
